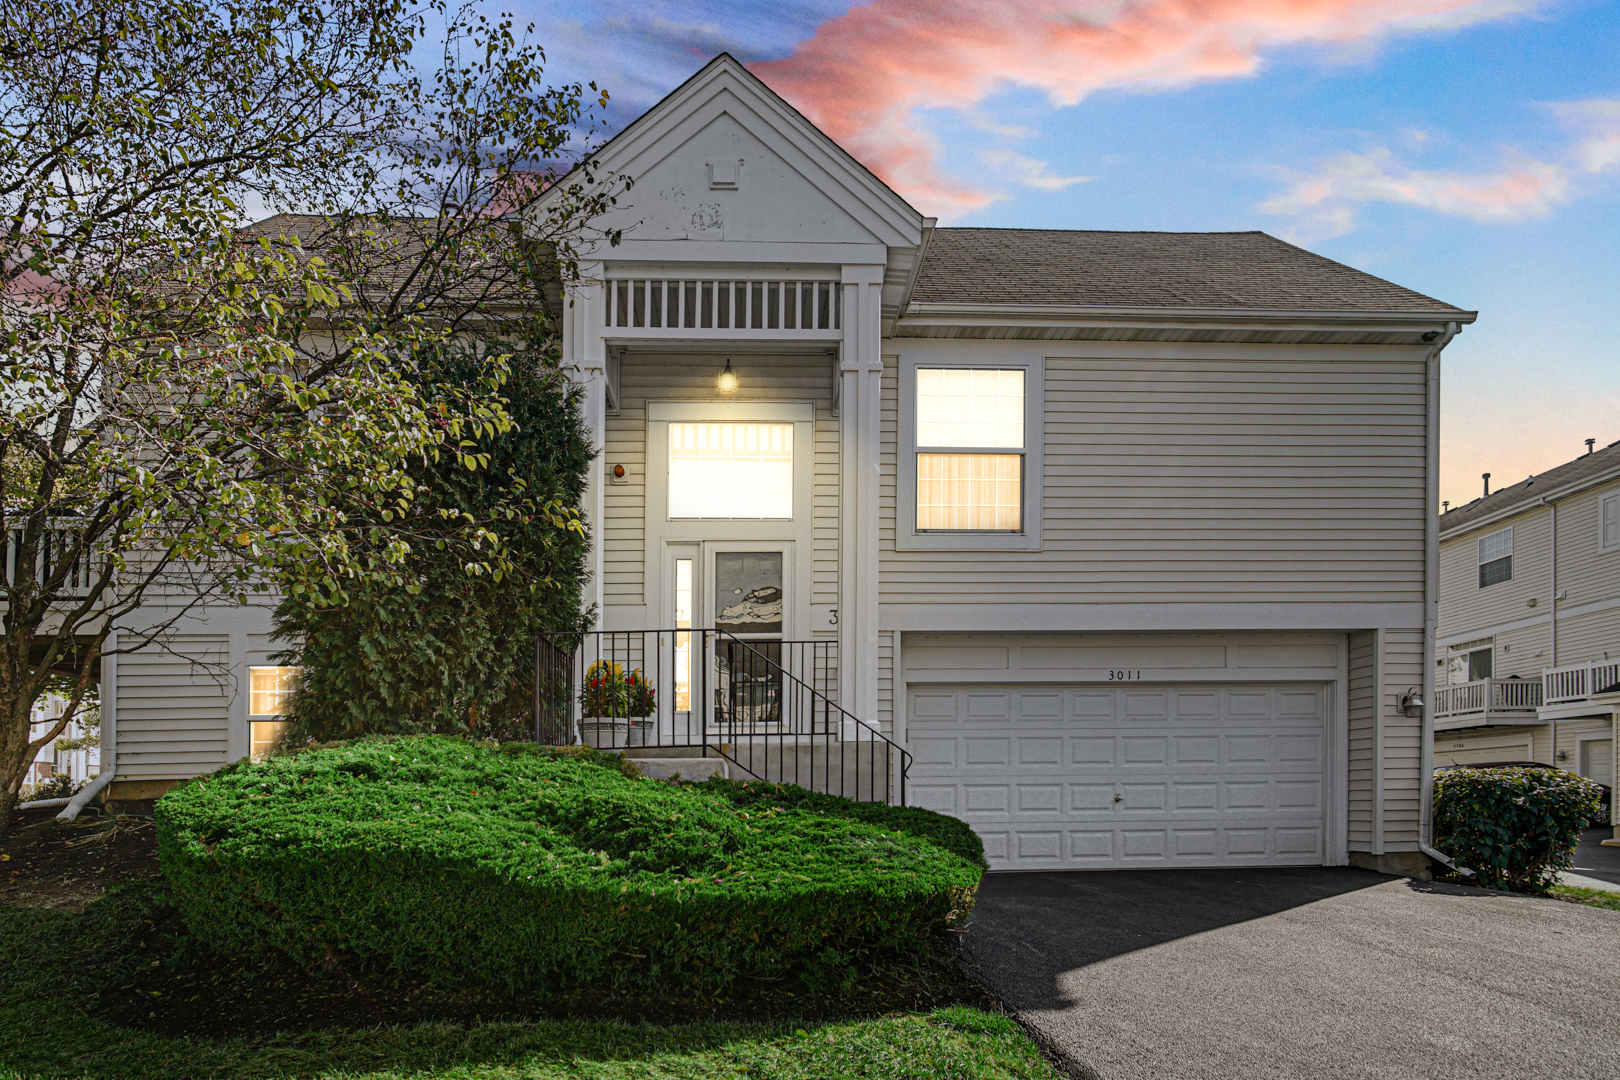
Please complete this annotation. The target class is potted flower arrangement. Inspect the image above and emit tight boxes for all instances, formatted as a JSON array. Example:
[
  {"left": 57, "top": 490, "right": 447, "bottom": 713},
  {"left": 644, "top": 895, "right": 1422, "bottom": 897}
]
[{"left": 578, "top": 660, "right": 657, "bottom": 747}]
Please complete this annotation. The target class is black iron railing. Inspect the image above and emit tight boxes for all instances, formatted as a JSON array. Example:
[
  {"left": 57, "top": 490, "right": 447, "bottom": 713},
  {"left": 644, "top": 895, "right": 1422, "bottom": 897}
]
[{"left": 534, "top": 628, "right": 910, "bottom": 805}]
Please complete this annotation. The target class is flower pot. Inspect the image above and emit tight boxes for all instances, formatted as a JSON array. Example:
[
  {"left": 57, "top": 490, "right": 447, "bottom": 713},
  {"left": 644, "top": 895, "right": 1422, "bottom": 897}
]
[{"left": 580, "top": 717, "right": 652, "bottom": 749}]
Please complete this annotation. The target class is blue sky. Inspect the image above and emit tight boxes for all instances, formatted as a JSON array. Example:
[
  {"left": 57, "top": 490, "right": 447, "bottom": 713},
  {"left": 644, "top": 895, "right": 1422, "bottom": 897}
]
[{"left": 515, "top": 0, "right": 1620, "bottom": 510}]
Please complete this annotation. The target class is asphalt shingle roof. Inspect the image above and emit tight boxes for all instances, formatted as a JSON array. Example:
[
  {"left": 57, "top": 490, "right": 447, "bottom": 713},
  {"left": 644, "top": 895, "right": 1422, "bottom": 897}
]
[
  {"left": 1441, "top": 439, "right": 1620, "bottom": 533},
  {"left": 912, "top": 228, "right": 1467, "bottom": 313}
]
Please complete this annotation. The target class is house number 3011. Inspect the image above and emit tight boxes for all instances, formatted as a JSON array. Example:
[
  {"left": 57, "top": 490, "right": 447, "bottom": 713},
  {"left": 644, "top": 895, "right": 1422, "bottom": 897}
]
[{"left": 1107, "top": 670, "right": 1142, "bottom": 681}]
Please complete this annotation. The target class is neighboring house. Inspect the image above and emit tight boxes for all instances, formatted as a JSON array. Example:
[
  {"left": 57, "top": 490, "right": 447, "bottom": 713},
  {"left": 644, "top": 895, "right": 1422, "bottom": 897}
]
[
  {"left": 1432, "top": 439, "right": 1620, "bottom": 832},
  {"left": 100, "top": 55, "right": 1474, "bottom": 877},
  {"left": 22, "top": 693, "right": 100, "bottom": 791}
]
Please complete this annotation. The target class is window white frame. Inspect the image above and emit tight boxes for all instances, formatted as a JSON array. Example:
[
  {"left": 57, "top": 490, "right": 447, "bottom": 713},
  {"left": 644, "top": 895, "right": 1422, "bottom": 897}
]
[
  {"left": 1600, "top": 491, "right": 1620, "bottom": 554},
  {"left": 1477, "top": 526, "right": 1513, "bottom": 588},
  {"left": 897, "top": 352, "right": 1043, "bottom": 551},
  {"left": 247, "top": 665, "right": 298, "bottom": 763}
]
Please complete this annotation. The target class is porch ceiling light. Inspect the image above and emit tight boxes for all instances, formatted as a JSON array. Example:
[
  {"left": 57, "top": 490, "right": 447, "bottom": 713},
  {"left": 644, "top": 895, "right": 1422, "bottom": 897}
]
[
  {"left": 1400, "top": 687, "right": 1425, "bottom": 719},
  {"left": 717, "top": 359, "right": 738, "bottom": 394}
]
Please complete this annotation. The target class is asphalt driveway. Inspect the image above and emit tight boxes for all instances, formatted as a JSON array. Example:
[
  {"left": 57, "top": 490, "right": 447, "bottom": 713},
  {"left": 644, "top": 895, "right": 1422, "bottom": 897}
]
[
  {"left": 963, "top": 866, "right": 1620, "bottom": 1080},
  {"left": 1571, "top": 826, "right": 1620, "bottom": 885}
]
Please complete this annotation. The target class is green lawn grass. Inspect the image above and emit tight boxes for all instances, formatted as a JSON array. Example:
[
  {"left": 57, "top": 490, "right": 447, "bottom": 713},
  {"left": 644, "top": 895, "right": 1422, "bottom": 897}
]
[
  {"left": 0, "top": 879, "right": 1055, "bottom": 1080},
  {"left": 0, "top": 1002, "right": 1054, "bottom": 1080},
  {"left": 1548, "top": 884, "right": 1620, "bottom": 912}
]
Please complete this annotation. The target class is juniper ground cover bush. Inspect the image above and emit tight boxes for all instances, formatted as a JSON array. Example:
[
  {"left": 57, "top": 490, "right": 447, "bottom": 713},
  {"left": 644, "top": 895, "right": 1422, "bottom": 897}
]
[{"left": 155, "top": 737, "right": 982, "bottom": 996}]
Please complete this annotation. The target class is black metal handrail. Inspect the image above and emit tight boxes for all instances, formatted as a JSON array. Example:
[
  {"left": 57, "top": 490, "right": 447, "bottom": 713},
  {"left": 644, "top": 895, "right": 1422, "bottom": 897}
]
[{"left": 533, "top": 628, "right": 911, "bottom": 805}]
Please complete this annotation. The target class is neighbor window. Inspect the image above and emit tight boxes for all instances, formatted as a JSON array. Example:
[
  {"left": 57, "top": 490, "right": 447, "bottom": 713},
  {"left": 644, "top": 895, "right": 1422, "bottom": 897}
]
[
  {"left": 248, "top": 666, "right": 299, "bottom": 763},
  {"left": 1601, "top": 492, "right": 1619, "bottom": 553},
  {"left": 668, "top": 422, "right": 792, "bottom": 519},
  {"left": 915, "top": 368, "right": 1025, "bottom": 531},
  {"left": 1445, "top": 639, "right": 1494, "bottom": 685},
  {"left": 1478, "top": 527, "right": 1512, "bottom": 588}
]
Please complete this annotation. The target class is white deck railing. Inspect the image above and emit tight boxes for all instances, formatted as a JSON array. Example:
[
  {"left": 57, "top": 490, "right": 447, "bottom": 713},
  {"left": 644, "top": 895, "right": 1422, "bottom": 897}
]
[
  {"left": 1543, "top": 658, "right": 1620, "bottom": 704},
  {"left": 604, "top": 277, "right": 841, "bottom": 337},
  {"left": 1434, "top": 677, "right": 1543, "bottom": 720}
]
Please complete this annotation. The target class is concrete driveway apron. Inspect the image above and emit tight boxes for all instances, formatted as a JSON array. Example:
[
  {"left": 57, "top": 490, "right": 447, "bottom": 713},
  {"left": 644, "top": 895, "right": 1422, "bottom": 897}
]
[{"left": 962, "top": 867, "right": 1620, "bottom": 1080}]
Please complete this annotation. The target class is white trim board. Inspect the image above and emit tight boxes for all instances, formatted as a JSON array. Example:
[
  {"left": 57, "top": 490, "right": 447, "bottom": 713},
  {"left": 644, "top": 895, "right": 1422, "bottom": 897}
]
[{"left": 879, "top": 602, "right": 1425, "bottom": 633}]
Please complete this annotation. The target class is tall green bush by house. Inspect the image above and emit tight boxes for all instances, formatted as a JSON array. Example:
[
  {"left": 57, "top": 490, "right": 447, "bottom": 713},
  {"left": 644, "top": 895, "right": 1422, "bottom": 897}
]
[
  {"left": 272, "top": 350, "right": 593, "bottom": 742},
  {"left": 1432, "top": 766, "right": 1602, "bottom": 892},
  {"left": 155, "top": 737, "right": 982, "bottom": 996}
]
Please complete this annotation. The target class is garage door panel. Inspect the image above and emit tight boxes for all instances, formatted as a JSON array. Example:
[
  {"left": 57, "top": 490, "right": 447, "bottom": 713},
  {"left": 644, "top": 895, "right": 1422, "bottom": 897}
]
[
  {"left": 909, "top": 682, "right": 1328, "bottom": 870},
  {"left": 1173, "top": 736, "right": 1220, "bottom": 763},
  {"left": 1068, "top": 830, "right": 1115, "bottom": 861},
  {"left": 1172, "top": 783, "right": 1219, "bottom": 810},
  {"left": 1123, "top": 737, "right": 1169, "bottom": 764},
  {"left": 964, "top": 738, "right": 1011, "bottom": 766},
  {"left": 1069, "top": 737, "right": 1115, "bottom": 765},
  {"left": 1069, "top": 692, "right": 1117, "bottom": 718},
  {"left": 1017, "top": 737, "right": 1063, "bottom": 764},
  {"left": 909, "top": 784, "right": 957, "bottom": 814},
  {"left": 1016, "top": 691, "right": 1062, "bottom": 717},
  {"left": 1069, "top": 784, "right": 1115, "bottom": 811}
]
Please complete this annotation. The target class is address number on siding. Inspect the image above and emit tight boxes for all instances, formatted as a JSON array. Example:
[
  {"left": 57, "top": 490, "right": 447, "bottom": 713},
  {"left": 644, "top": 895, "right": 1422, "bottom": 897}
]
[{"left": 1107, "top": 670, "right": 1142, "bottom": 681}]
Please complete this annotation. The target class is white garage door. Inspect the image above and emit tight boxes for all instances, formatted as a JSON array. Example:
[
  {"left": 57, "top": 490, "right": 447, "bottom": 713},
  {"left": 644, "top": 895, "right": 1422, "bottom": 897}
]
[{"left": 908, "top": 684, "right": 1327, "bottom": 870}]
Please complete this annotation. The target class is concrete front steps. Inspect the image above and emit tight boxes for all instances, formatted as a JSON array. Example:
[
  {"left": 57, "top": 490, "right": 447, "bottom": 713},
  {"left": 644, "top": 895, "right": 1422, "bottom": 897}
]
[{"left": 618, "top": 745, "right": 731, "bottom": 782}]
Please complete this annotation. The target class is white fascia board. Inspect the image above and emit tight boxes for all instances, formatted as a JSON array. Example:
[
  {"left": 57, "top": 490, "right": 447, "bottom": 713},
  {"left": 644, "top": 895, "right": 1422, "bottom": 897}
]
[
  {"left": 899, "top": 303, "right": 1477, "bottom": 332},
  {"left": 1440, "top": 465, "right": 1620, "bottom": 541},
  {"left": 533, "top": 57, "right": 922, "bottom": 249},
  {"left": 600, "top": 241, "right": 890, "bottom": 268}
]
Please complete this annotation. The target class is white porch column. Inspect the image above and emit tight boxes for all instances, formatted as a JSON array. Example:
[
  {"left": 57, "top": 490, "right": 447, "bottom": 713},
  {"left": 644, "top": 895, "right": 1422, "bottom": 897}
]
[
  {"left": 563, "top": 263, "right": 608, "bottom": 629},
  {"left": 838, "top": 264, "right": 885, "bottom": 726}
]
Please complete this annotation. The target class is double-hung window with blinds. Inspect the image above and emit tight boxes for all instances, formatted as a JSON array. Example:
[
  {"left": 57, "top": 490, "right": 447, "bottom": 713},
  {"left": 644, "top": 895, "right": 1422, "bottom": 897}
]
[
  {"left": 1477, "top": 527, "right": 1512, "bottom": 588},
  {"left": 914, "top": 368, "right": 1025, "bottom": 531},
  {"left": 1601, "top": 492, "right": 1619, "bottom": 552}
]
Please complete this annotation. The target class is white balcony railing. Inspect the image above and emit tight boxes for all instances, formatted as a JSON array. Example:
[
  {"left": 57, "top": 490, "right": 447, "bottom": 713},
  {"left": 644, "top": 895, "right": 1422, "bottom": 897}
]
[
  {"left": 1433, "top": 677, "right": 1543, "bottom": 721},
  {"left": 1543, "top": 658, "right": 1620, "bottom": 704},
  {"left": 3, "top": 526, "right": 102, "bottom": 597},
  {"left": 604, "top": 277, "right": 841, "bottom": 338}
]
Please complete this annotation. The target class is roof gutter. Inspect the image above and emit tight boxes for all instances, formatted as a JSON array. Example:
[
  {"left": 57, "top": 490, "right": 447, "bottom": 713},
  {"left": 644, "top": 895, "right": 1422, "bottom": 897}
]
[{"left": 900, "top": 301, "right": 1478, "bottom": 327}]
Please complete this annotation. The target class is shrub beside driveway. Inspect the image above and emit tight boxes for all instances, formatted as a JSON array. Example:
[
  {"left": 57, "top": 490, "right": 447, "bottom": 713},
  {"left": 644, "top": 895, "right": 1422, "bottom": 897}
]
[{"left": 0, "top": 739, "right": 1054, "bottom": 1079}]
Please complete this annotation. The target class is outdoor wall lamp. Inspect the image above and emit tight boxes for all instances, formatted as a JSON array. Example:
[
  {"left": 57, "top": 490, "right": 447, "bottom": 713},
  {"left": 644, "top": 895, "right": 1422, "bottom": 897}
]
[
  {"left": 717, "top": 358, "right": 738, "bottom": 394},
  {"left": 1399, "top": 687, "right": 1425, "bottom": 718}
]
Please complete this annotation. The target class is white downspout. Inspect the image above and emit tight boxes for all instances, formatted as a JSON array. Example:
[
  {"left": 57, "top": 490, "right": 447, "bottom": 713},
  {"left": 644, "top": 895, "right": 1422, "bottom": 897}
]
[{"left": 1419, "top": 322, "right": 1469, "bottom": 876}]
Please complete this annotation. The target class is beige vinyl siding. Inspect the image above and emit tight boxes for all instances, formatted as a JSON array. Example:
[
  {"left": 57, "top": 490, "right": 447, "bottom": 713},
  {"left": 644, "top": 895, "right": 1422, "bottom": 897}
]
[
  {"left": 1437, "top": 508, "right": 1551, "bottom": 644},
  {"left": 1557, "top": 606, "right": 1620, "bottom": 667},
  {"left": 1382, "top": 629, "right": 1426, "bottom": 846},
  {"left": 600, "top": 352, "right": 839, "bottom": 608},
  {"left": 1434, "top": 729, "right": 1537, "bottom": 767},
  {"left": 1551, "top": 477, "right": 1620, "bottom": 612},
  {"left": 1347, "top": 630, "right": 1375, "bottom": 849},
  {"left": 1552, "top": 476, "right": 1620, "bottom": 664},
  {"left": 880, "top": 350, "right": 1428, "bottom": 604},
  {"left": 1491, "top": 622, "right": 1554, "bottom": 680},
  {"left": 877, "top": 630, "right": 895, "bottom": 734},
  {"left": 115, "top": 635, "right": 231, "bottom": 781}
]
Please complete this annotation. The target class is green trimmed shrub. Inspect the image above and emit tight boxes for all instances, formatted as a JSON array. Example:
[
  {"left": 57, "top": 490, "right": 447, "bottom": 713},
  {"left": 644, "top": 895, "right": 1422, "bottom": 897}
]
[
  {"left": 1433, "top": 766, "right": 1603, "bottom": 892},
  {"left": 697, "top": 778, "right": 988, "bottom": 869},
  {"left": 155, "top": 736, "right": 982, "bottom": 996}
]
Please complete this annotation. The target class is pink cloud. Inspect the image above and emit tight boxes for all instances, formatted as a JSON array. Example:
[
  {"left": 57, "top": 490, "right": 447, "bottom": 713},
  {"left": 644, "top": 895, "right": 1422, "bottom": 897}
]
[
  {"left": 1263, "top": 99, "right": 1620, "bottom": 240},
  {"left": 750, "top": 0, "right": 1516, "bottom": 218}
]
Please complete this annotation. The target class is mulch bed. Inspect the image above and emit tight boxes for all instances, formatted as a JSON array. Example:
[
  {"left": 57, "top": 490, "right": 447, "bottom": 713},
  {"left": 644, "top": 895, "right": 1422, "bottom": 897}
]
[
  {"left": 4, "top": 811, "right": 998, "bottom": 1039},
  {"left": 1, "top": 810, "right": 162, "bottom": 911}
]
